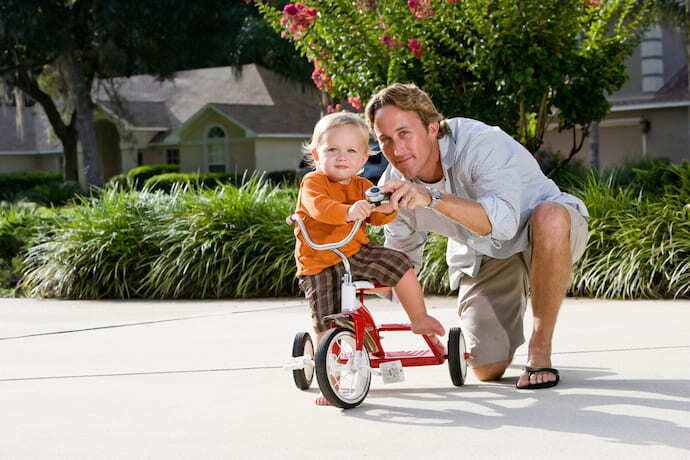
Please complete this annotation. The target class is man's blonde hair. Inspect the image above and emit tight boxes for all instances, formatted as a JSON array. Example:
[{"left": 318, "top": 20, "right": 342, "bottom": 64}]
[
  {"left": 365, "top": 83, "right": 450, "bottom": 138},
  {"left": 303, "top": 112, "right": 372, "bottom": 156}
]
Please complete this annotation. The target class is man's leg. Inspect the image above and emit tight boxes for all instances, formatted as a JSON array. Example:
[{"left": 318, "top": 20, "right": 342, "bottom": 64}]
[
  {"left": 458, "top": 254, "right": 529, "bottom": 381},
  {"left": 517, "top": 202, "right": 578, "bottom": 388}
]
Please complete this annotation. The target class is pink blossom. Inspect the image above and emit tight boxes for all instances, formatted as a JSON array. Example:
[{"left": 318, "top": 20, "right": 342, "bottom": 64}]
[
  {"left": 327, "top": 104, "right": 335, "bottom": 113},
  {"left": 281, "top": 3, "right": 317, "bottom": 39},
  {"left": 379, "top": 34, "right": 403, "bottom": 50},
  {"left": 448, "top": 0, "right": 457, "bottom": 3},
  {"left": 408, "top": 39, "right": 423, "bottom": 59},
  {"left": 408, "top": 0, "right": 434, "bottom": 19},
  {"left": 311, "top": 61, "right": 332, "bottom": 91},
  {"left": 348, "top": 96, "right": 362, "bottom": 110}
]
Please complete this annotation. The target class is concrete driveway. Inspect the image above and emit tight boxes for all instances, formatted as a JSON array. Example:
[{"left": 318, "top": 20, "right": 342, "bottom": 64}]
[{"left": 1, "top": 296, "right": 689, "bottom": 459}]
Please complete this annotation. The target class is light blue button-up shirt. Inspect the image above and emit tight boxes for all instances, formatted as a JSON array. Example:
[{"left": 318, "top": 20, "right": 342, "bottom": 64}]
[{"left": 379, "top": 117, "right": 588, "bottom": 289}]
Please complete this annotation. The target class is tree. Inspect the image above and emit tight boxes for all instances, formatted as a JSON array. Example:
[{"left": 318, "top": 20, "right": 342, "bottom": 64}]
[
  {"left": 1, "top": 0, "right": 309, "bottom": 188},
  {"left": 259, "top": 0, "right": 653, "bottom": 166}
]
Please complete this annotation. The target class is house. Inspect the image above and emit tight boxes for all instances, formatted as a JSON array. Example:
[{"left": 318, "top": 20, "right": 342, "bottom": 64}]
[
  {"left": 544, "top": 24, "right": 690, "bottom": 169},
  {"left": 0, "top": 64, "right": 321, "bottom": 183}
]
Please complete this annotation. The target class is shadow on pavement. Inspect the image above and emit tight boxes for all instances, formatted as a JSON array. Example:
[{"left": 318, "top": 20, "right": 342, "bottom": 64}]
[{"left": 342, "top": 366, "right": 690, "bottom": 450}]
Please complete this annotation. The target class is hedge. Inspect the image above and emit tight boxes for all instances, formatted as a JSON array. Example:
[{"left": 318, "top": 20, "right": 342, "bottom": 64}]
[{"left": 0, "top": 171, "right": 63, "bottom": 201}]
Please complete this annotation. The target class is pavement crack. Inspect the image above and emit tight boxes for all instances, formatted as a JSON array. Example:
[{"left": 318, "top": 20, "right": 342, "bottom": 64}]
[{"left": 0, "top": 365, "right": 281, "bottom": 382}]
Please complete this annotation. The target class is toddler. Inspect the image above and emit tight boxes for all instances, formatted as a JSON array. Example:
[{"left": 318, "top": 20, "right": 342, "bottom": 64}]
[{"left": 293, "top": 112, "right": 445, "bottom": 405}]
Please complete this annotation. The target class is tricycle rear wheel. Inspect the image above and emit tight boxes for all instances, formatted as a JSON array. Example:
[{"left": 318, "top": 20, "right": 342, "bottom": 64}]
[
  {"left": 291, "top": 332, "right": 314, "bottom": 390},
  {"left": 448, "top": 327, "right": 468, "bottom": 386}
]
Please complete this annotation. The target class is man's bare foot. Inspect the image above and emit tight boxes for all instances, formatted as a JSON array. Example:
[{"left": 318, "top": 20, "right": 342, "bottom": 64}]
[
  {"left": 516, "top": 350, "right": 558, "bottom": 388},
  {"left": 411, "top": 314, "right": 445, "bottom": 336},
  {"left": 314, "top": 395, "right": 331, "bottom": 406}
]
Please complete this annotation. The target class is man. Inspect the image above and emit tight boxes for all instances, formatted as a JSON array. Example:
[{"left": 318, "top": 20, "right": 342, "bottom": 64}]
[{"left": 365, "top": 83, "right": 589, "bottom": 389}]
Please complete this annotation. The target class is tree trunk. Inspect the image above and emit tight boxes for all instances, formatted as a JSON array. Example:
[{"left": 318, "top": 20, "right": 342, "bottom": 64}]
[
  {"left": 589, "top": 121, "right": 599, "bottom": 171},
  {"left": 13, "top": 70, "right": 79, "bottom": 181},
  {"left": 64, "top": 54, "right": 103, "bottom": 188},
  {"left": 62, "top": 119, "right": 79, "bottom": 182}
]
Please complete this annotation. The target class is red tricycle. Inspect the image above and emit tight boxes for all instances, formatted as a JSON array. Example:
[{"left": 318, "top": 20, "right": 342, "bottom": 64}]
[{"left": 285, "top": 196, "right": 469, "bottom": 409}]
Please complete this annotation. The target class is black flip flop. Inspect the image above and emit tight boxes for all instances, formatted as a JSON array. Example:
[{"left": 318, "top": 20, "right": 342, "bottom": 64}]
[{"left": 516, "top": 366, "right": 560, "bottom": 389}]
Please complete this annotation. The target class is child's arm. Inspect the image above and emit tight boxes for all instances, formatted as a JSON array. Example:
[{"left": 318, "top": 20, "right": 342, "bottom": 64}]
[
  {"left": 360, "top": 177, "right": 397, "bottom": 226},
  {"left": 300, "top": 174, "right": 351, "bottom": 225},
  {"left": 368, "top": 204, "right": 397, "bottom": 226}
]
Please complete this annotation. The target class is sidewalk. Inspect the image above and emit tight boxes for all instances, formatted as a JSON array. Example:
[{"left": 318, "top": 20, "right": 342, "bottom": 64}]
[{"left": 1, "top": 296, "right": 689, "bottom": 459}]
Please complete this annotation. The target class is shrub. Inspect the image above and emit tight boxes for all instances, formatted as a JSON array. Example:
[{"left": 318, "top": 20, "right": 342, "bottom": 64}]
[
  {"left": 20, "top": 188, "right": 178, "bottom": 299},
  {"left": 264, "top": 170, "right": 298, "bottom": 187},
  {"left": 0, "top": 171, "right": 62, "bottom": 201},
  {"left": 0, "top": 203, "right": 56, "bottom": 292},
  {"left": 20, "top": 181, "right": 301, "bottom": 299},
  {"left": 534, "top": 150, "right": 590, "bottom": 194},
  {"left": 141, "top": 181, "right": 299, "bottom": 298},
  {"left": 144, "top": 172, "right": 243, "bottom": 193},
  {"left": 604, "top": 158, "right": 689, "bottom": 197},
  {"left": 126, "top": 164, "right": 179, "bottom": 189},
  {"left": 569, "top": 172, "right": 689, "bottom": 299},
  {"left": 23, "top": 182, "right": 82, "bottom": 206},
  {"left": 106, "top": 173, "right": 132, "bottom": 190}
]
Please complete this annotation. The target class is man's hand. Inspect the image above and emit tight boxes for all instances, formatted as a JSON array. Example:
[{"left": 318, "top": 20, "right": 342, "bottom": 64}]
[
  {"left": 380, "top": 180, "right": 431, "bottom": 210},
  {"left": 346, "top": 200, "right": 374, "bottom": 221}
]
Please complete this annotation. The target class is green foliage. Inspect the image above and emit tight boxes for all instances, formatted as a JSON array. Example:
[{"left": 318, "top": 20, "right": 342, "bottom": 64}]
[
  {"left": 20, "top": 188, "right": 178, "bottom": 299},
  {"left": 126, "top": 164, "right": 180, "bottom": 189},
  {"left": 535, "top": 150, "right": 591, "bottom": 194},
  {"left": 144, "top": 172, "right": 243, "bottom": 193},
  {"left": 569, "top": 169, "right": 689, "bottom": 299},
  {"left": 14, "top": 161, "right": 690, "bottom": 300},
  {"left": 264, "top": 169, "right": 299, "bottom": 187},
  {"left": 23, "top": 182, "right": 82, "bottom": 206},
  {"left": 106, "top": 173, "right": 132, "bottom": 190},
  {"left": 0, "top": 171, "right": 62, "bottom": 201},
  {"left": 259, "top": 0, "right": 652, "bottom": 153},
  {"left": 0, "top": 203, "right": 55, "bottom": 293},
  {"left": 141, "top": 182, "right": 298, "bottom": 299},
  {"left": 19, "top": 181, "right": 301, "bottom": 299},
  {"left": 604, "top": 158, "right": 690, "bottom": 196}
]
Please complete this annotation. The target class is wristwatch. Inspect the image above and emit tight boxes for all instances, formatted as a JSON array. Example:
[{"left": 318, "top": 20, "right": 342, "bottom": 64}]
[{"left": 425, "top": 187, "right": 442, "bottom": 209}]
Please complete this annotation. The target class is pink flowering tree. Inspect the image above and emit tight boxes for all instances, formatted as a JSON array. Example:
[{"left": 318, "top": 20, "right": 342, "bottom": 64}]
[{"left": 258, "top": 0, "right": 652, "bottom": 158}]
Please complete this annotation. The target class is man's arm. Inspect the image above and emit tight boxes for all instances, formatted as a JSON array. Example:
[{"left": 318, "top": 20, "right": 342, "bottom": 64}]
[
  {"left": 381, "top": 132, "right": 522, "bottom": 242},
  {"left": 382, "top": 181, "right": 492, "bottom": 236}
]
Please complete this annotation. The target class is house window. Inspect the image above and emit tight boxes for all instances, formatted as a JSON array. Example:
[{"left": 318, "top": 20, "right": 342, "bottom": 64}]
[
  {"left": 137, "top": 151, "right": 144, "bottom": 166},
  {"left": 205, "top": 126, "right": 228, "bottom": 173},
  {"left": 166, "top": 148, "right": 180, "bottom": 165}
]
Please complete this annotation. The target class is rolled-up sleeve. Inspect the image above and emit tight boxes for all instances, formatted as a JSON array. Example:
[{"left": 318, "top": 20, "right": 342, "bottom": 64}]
[{"left": 470, "top": 132, "right": 522, "bottom": 242}]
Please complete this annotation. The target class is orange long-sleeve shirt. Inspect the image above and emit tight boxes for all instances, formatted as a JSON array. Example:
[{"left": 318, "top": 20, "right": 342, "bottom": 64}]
[{"left": 294, "top": 171, "right": 398, "bottom": 276}]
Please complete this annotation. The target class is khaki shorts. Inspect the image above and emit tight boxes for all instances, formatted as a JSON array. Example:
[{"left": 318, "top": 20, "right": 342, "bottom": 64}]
[{"left": 457, "top": 203, "right": 589, "bottom": 368}]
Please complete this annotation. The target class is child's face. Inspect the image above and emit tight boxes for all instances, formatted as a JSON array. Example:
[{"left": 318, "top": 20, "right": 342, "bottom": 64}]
[{"left": 312, "top": 125, "right": 370, "bottom": 184}]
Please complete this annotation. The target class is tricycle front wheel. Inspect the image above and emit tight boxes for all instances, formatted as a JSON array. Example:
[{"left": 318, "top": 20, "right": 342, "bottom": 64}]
[{"left": 315, "top": 327, "right": 371, "bottom": 409}]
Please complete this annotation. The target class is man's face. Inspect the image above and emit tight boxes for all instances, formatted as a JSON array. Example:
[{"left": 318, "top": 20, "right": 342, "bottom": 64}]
[{"left": 373, "top": 105, "right": 439, "bottom": 180}]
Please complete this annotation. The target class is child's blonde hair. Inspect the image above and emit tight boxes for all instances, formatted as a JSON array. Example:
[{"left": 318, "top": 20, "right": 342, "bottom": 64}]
[{"left": 302, "top": 112, "right": 372, "bottom": 163}]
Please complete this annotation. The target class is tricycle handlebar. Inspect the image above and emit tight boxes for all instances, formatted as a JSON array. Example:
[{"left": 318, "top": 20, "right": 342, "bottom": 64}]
[{"left": 288, "top": 214, "right": 362, "bottom": 251}]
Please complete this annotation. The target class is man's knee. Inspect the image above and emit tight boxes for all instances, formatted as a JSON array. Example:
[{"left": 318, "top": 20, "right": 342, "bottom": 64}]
[
  {"left": 531, "top": 203, "right": 571, "bottom": 247},
  {"left": 471, "top": 360, "right": 510, "bottom": 381}
]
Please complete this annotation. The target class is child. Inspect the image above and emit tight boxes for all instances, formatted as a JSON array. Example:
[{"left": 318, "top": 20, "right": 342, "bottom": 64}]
[{"left": 293, "top": 112, "right": 445, "bottom": 405}]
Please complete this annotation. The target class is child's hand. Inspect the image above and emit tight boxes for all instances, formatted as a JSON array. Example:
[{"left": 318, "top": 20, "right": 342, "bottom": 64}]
[{"left": 346, "top": 200, "right": 374, "bottom": 221}]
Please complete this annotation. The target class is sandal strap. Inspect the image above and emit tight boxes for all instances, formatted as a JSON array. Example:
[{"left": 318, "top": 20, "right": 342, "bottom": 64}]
[{"left": 524, "top": 366, "right": 559, "bottom": 376}]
